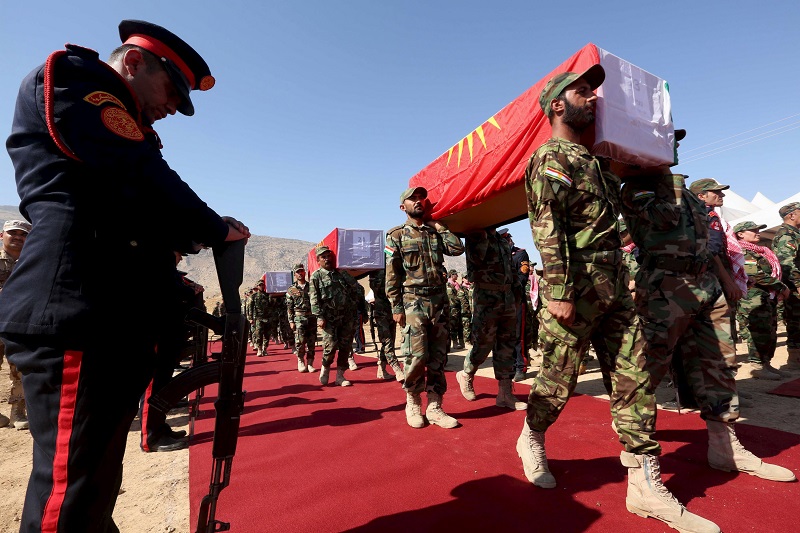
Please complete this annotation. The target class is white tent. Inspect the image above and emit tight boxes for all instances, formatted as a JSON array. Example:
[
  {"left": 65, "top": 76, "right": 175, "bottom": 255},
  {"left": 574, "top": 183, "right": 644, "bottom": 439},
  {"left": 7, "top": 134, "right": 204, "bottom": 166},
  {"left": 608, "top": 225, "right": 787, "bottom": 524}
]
[
  {"left": 727, "top": 192, "right": 800, "bottom": 241},
  {"left": 719, "top": 190, "right": 762, "bottom": 222}
]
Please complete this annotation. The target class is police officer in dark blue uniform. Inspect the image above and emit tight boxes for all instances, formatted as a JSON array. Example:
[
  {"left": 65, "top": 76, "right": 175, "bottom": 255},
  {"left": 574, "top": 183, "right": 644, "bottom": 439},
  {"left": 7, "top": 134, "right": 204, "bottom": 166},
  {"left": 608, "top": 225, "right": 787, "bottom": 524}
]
[{"left": 1, "top": 20, "right": 250, "bottom": 532}]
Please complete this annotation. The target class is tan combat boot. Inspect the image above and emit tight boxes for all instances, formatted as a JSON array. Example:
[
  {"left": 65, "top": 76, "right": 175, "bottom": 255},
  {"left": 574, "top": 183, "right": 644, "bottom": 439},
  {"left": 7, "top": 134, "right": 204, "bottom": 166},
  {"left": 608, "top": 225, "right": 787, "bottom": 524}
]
[
  {"left": 764, "top": 361, "right": 789, "bottom": 378},
  {"left": 456, "top": 371, "right": 477, "bottom": 401},
  {"left": 405, "top": 391, "right": 424, "bottom": 428},
  {"left": 319, "top": 365, "right": 330, "bottom": 385},
  {"left": 297, "top": 358, "right": 308, "bottom": 373},
  {"left": 11, "top": 401, "right": 29, "bottom": 431},
  {"left": 348, "top": 356, "right": 358, "bottom": 371},
  {"left": 376, "top": 362, "right": 391, "bottom": 380},
  {"left": 496, "top": 379, "right": 526, "bottom": 410},
  {"left": 390, "top": 361, "right": 405, "bottom": 382},
  {"left": 707, "top": 421, "right": 796, "bottom": 481},
  {"left": 621, "top": 451, "right": 719, "bottom": 533},
  {"left": 516, "top": 419, "right": 556, "bottom": 488},
  {"left": 335, "top": 367, "right": 352, "bottom": 387},
  {"left": 787, "top": 348, "right": 800, "bottom": 370},
  {"left": 0, "top": 411, "right": 8, "bottom": 429},
  {"left": 306, "top": 359, "right": 316, "bottom": 373},
  {"left": 747, "top": 362, "right": 780, "bottom": 380},
  {"left": 425, "top": 392, "right": 458, "bottom": 428}
]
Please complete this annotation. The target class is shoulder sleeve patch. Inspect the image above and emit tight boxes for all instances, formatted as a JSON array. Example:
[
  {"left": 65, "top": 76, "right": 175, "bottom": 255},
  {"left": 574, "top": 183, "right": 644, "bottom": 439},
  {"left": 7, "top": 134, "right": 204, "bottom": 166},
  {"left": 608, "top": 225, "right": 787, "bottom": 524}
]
[
  {"left": 101, "top": 107, "right": 144, "bottom": 141},
  {"left": 83, "top": 91, "right": 126, "bottom": 109},
  {"left": 632, "top": 190, "right": 655, "bottom": 201},
  {"left": 543, "top": 167, "right": 573, "bottom": 187}
]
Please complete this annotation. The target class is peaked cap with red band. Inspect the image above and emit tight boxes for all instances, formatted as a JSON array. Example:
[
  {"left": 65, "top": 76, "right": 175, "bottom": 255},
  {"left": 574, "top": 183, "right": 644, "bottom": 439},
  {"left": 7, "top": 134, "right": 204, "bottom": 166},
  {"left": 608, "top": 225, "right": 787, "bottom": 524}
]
[{"left": 119, "top": 19, "right": 215, "bottom": 116}]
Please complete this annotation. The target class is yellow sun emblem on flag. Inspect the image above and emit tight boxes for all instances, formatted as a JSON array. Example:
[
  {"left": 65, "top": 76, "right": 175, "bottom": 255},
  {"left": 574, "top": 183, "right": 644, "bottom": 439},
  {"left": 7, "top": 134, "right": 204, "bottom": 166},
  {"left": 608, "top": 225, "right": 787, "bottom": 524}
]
[{"left": 446, "top": 116, "right": 501, "bottom": 167}]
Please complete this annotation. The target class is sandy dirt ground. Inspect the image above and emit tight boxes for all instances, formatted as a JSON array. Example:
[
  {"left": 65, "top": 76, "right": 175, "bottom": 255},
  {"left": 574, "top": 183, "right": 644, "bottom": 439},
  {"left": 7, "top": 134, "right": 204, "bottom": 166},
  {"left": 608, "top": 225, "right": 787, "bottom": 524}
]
[{"left": 1, "top": 326, "right": 798, "bottom": 532}]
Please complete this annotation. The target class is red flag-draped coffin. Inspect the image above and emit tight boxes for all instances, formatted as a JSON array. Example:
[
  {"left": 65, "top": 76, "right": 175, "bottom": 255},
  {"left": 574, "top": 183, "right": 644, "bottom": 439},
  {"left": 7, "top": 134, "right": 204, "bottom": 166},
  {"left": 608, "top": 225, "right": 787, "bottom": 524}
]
[
  {"left": 307, "top": 228, "right": 385, "bottom": 279},
  {"left": 408, "top": 44, "right": 601, "bottom": 233}
]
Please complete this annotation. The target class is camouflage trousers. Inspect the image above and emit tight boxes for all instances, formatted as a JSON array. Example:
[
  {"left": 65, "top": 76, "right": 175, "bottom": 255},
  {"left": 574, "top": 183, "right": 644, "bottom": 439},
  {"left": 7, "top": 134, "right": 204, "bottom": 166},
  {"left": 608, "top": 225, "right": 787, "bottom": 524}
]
[
  {"left": 783, "top": 293, "right": 800, "bottom": 349},
  {"left": 449, "top": 309, "right": 464, "bottom": 345},
  {"left": 635, "top": 268, "right": 738, "bottom": 424},
  {"left": 464, "top": 288, "right": 517, "bottom": 380},
  {"left": 264, "top": 316, "right": 279, "bottom": 343},
  {"left": 401, "top": 292, "right": 449, "bottom": 395},
  {"left": 279, "top": 316, "right": 296, "bottom": 348},
  {"left": 0, "top": 340, "right": 24, "bottom": 404},
  {"left": 373, "top": 305, "right": 399, "bottom": 366},
  {"left": 250, "top": 320, "right": 268, "bottom": 354},
  {"left": 462, "top": 315, "right": 472, "bottom": 344},
  {"left": 320, "top": 316, "right": 358, "bottom": 368},
  {"left": 529, "top": 264, "right": 659, "bottom": 455},
  {"left": 737, "top": 288, "right": 778, "bottom": 363},
  {"left": 293, "top": 315, "right": 318, "bottom": 362}
]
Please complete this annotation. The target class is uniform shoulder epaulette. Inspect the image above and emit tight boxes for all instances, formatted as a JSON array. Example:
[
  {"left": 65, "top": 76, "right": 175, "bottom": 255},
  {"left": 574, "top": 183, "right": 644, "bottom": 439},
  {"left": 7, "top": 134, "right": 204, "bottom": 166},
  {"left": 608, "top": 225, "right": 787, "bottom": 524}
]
[
  {"left": 65, "top": 43, "right": 100, "bottom": 60},
  {"left": 386, "top": 224, "right": 405, "bottom": 236},
  {"left": 287, "top": 286, "right": 301, "bottom": 297}
]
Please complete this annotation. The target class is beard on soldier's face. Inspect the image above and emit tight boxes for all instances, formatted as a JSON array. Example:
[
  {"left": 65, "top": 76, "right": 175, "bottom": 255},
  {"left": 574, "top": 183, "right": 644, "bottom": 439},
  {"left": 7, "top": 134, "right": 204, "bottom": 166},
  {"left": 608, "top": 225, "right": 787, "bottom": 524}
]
[{"left": 561, "top": 99, "right": 594, "bottom": 132}]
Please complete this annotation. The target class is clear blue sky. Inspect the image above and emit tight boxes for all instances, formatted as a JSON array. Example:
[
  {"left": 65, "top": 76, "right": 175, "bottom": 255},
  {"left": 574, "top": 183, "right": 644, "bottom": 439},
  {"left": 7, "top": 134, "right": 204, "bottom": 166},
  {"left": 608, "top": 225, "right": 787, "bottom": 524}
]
[{"left": 2, "top": 1, "right": 799, "bottom": 265}]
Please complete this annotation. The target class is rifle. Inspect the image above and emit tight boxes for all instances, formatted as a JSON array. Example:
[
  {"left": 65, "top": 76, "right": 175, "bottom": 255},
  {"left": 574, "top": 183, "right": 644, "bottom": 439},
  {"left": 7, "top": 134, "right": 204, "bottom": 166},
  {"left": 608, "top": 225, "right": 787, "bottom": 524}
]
[{"left": 148, "top": 239, "right": 247, "bottom": 533}]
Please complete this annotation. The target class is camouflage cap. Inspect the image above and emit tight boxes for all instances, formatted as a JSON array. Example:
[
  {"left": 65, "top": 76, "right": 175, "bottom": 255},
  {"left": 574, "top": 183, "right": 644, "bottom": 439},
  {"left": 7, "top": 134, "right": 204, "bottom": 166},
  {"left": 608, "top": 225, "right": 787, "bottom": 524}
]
[
  {"left": 688, "top": 178, "right": 730, "bottom": 195},
  {"left": 674, "top": 128, "right": 687, "bottom": 141},
  {"left": 315, "top": 245, "right": 332, "bottom": 256},
  {"left": 539, "top": 64, "right": 605, "bottom": 116},
  {"left": 497, "top": 228, "right": 510, "bottom": 237},
  {"left": 448, "top": 269, "right": 457, "bottom": 276},
  {"left": 2, "top": 220, "right": 31, "bottom": 233},
  {"left": 400, "top": 186, "right": 427, "bottom": 203},
  {"left": 733, "top": 221, "right": 767, "bottom": 233},
  {"left": 292, "top": 263, "right": 305, "bottom": 272},
  {"left": 779, "top": 202, "right": 800, "bottom": 218}
]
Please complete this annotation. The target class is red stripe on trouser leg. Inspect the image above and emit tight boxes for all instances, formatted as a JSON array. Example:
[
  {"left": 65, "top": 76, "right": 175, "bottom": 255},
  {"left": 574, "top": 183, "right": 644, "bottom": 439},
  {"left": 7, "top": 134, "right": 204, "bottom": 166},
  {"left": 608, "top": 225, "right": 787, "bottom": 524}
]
[
  {"left": 41, "top": 349, "right": 83, "bottom": 533},
  {"left": 140, "top": 379, "right": 155, "bottom": 452}
]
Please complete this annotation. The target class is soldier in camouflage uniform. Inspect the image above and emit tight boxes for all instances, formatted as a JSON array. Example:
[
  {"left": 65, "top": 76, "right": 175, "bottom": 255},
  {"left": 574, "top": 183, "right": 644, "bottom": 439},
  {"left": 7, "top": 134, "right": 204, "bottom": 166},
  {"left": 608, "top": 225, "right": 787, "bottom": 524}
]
[
  {"left": 446, "top": 269, "right": 464, "bottom": 350},
  {"left": 386, "top": 186, "right": 464, "bottom": 429},
  {"left": 286, "top": 263, "right": 317, "bottom": 373},
  {"left": 459, "top": 274, "right": 472, "bottom": 343},
  {"left": 309, "top": 245, "right": 366, "bottom": 387},
  {"left": 368, "top": 269, "right": 405, "bottom": 381},
  {"left": 733, "top": 221, "right": 789, "bottom": 378},
  {"left": 618, "top": 158, "right": 795, "bottom": 529},
  {"left": 0, "top": 220, "right": 31, "bottom": 429},
  {"left": 277, "top": 294, "right": 295, "bottom": 351},
  {"left": 772, "top": 202, "right": 800, "bottom": 367},
  {"left": 520, "top": 67, "right": 721, "bottom": 533},
  {"left": 249, "top": 280, "right": 269, "bottom": 357},
  {"left": 455, "top": 228, "right": 526, "bottom": 411}
]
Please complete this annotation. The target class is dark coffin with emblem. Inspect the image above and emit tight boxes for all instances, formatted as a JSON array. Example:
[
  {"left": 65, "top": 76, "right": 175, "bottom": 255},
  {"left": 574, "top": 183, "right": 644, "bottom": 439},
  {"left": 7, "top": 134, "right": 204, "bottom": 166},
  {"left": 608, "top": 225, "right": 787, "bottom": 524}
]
[
  {"left": 262, "top": 271, "right": 292, "bottom": 294},
  {"left": 307, "top": 228, "right": 385, "bottom": 279}
]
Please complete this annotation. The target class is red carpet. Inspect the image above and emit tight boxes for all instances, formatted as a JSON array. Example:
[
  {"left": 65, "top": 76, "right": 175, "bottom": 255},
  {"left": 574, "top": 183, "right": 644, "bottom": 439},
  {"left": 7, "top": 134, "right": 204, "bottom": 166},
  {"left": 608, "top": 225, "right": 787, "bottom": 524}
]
[
  {"left": 190, "top": 344, "right": 800, "bottom": 533},
  {"left": 768, "top": 377, "right": 800, "bottom": 398}
]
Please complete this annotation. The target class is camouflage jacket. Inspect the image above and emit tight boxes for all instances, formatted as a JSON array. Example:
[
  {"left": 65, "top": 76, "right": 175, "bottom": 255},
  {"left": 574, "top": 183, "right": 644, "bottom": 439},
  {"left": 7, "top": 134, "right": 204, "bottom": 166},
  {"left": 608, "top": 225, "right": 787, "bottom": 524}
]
[
  {"left": 369, "top": 269, "right": 388, "bottom": 301},
  {"left": 286, "top": 281, "right": 313, "bottom": 320},
  {"left": 741, "top": 248, "right": 786, "bottom": 294},
  {"left": 385, "top": 219, "right": 465, "bottom": 314},
  {"left": 309, "top": 267, "right": 365, "bottom": 321},
  {"left": 446, "top": 282, "right": 461, "bottom": 311},
  {"left": 523, "top": 138, "right": 622, "bottom": 301},
  {"left": 249, "top": 290, "right": 269, "bottom": 321},
  {"left": 620, "top": 174, "right": 711, "bottom": 263},
  {"left": 0, "top": 249, "right": 18, "bottom": 291},
  {"left": 458, "top": 286, "right": 472, "bottom": 315},
  {"left": 465, "top": 230, "right": 522, "bottom": 298},
  {"left": 771, "top": 223, "right": 800, "bottom": 291}
]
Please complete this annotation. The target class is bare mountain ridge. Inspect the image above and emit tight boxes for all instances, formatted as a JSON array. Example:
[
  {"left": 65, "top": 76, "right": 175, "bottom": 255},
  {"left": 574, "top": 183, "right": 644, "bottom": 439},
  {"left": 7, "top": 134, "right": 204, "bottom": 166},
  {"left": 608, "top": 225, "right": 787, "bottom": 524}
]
[{"left": 1, "top": 206, "right": 466, "bottom": 302}]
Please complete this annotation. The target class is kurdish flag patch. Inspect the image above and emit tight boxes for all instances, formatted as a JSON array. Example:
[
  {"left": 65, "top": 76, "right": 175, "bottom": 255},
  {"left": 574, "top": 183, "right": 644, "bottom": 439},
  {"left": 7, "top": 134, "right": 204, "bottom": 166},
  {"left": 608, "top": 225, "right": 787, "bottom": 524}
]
[
  {"left": 384, "top": 245, "right": 395, "bottom": 256},
  {"left": 544, "top": 167, "right": 572, "bottom": 187},
  {"left": 633, "top": 190, "right": 655, "bottom": 201}
]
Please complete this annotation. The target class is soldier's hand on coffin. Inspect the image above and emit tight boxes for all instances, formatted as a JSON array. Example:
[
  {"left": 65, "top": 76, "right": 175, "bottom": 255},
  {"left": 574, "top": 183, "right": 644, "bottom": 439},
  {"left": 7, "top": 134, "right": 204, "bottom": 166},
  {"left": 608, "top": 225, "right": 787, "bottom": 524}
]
[{"left": 393, "top": 312, "right": 406, "bottom": 328}]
